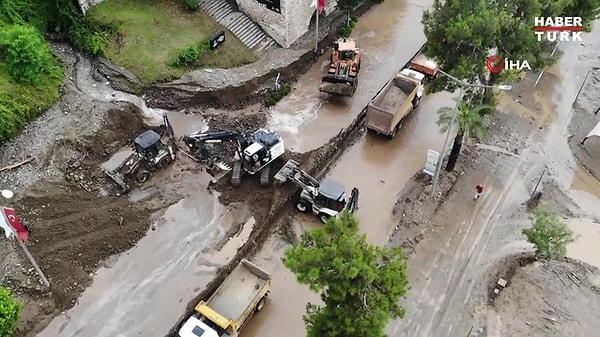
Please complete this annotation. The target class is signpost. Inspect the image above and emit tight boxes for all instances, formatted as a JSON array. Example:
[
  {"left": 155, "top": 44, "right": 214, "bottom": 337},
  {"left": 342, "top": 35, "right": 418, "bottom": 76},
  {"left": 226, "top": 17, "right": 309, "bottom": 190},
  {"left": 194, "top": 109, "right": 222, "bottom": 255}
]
[
  {"left": 210, "top": 31, "right": 226, "bottom": 50},
  {"left": 423, "top": 149, "right": 440, "bottom": 176}
]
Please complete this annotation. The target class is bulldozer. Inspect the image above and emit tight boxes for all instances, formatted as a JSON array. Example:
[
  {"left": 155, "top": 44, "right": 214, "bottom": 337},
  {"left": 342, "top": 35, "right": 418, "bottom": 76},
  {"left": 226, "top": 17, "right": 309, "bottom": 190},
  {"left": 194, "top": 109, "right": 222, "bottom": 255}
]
[
  {"left": 319, "top": 38, "right": 361, "bottom": 97},
  {"left": 104, "top": 114, "right": 177, "bottom": 192}
]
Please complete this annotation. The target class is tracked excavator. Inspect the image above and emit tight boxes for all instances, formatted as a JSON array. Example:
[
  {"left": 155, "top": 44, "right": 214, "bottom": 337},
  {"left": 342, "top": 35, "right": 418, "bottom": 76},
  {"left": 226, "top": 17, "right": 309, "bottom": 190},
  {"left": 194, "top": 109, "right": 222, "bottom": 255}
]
[
  {"left": 104, "top": 114, "right": 177, "bottom": 192},
  {"left": 183, "top": 128, "right": 285, "bottom": 187},
  {"left": 319, "top": 37, "right": 361, "bottom": 97},
  {"left": 274, "top": 159, "right": 359, "bottom": 223}
]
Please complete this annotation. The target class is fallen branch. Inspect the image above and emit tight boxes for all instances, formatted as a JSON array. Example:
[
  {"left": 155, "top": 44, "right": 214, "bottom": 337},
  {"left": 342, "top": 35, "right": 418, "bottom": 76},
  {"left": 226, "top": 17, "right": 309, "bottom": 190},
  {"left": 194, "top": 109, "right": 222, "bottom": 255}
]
[
  {"left": 552, "top": 270, "right": 567, "bottom": 286},
  {"left": 567, "top": 274, "right": 580, "bottom": 287},
  {"left": 542, "top": 316, "right": 557, "bottom": 324},
  {"left": 0, "top": 157, "right": 34, "bottom": 173},
  {"left": 79, "top": 182, "right": 91, "bottom": 192}
]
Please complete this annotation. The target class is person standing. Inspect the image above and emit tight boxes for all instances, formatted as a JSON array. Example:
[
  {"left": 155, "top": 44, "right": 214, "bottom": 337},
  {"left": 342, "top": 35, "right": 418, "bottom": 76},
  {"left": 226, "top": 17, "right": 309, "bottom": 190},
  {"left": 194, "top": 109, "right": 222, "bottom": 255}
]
[{"left": 474, "top": 184, "right": 485, "bottom": 200}]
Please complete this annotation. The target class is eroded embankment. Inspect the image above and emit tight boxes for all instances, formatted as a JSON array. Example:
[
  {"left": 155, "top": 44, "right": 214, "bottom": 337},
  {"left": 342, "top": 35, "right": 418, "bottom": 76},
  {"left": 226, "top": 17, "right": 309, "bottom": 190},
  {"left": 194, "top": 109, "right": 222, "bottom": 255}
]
[
  {"left": 96, "top": 1, "right": 380, "bottom": 110},
  {"left": 164, "top": 107, "right": 369, "bottom": 336}
]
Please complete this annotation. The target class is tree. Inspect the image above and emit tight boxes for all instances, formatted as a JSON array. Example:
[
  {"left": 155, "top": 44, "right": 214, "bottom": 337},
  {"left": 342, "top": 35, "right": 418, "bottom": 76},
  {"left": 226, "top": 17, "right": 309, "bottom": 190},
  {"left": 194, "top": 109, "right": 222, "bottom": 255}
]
[
  {"left": 337, "top": 0, "right": 361, "bottom": 24},
  {"left": 422, "top": 0, "right": 600, "bottom": 104},
  {"left": 0, "top": 24, "right": 57, "bottom": 84},
  {"left": 0, "top": 286, "right": 22, "bottom": 337},
  {"left": 523, "top": 208, "right": 576, "bottom": 260},
  {"left": 282, "top": 211, "right": 409, "bottom": 337},
  {"left": 437, "top": 101, "right": 492, "bottom": 171}
]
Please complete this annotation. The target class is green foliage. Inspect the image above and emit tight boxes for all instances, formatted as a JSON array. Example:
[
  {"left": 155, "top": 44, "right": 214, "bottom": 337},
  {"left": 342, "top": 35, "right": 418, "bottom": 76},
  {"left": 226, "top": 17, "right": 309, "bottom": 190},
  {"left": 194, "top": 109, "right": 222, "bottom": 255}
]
[
  {"left": 523, "top": 208, "right": 576, "bottom": 259},
  {"left": 0, "top": 286, "right": 22, "bottom": 337},
  {"left": 0, "top": 24, "right": 59, "bottom": 84},
  {"left": 337, "top": 0, "right": 362, "bottom": 12},
  {"left": 69, "top": 19, "right": 109, "bottom": 55},
  {"left": 338, "top": 16, "right": 358, "bottom": 38},
  {"left": 169, "top": 39, "right": 212, "bottom": 68},
  {"left": 437, "top": 102, "right": 492, "bottom": 139},
  {"left": 422, "top": 0, "right": 600, "bottom": 103},
  {"left": 264, "top": 84, "right": 292, "bottom": 107},
  {"left": 282, "top": 211, "right": 409, "bottom": 337},
  {"left": 184, "top": 0, "right": 200, "bottom": 11}
]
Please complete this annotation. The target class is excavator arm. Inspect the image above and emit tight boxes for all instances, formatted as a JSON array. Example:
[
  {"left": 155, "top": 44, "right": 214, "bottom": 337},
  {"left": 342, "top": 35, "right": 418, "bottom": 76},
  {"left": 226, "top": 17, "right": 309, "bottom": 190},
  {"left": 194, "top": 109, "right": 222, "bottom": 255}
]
[{"left": 183, "top": 131, "right": 247, "bottom": 165}]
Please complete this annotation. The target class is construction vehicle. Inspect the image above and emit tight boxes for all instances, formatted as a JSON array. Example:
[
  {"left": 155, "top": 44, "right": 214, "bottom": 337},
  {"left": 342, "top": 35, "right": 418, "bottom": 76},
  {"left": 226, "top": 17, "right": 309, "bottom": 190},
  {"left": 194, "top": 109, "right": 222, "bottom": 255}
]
[
  {"left": 490, "top": 277, "right": 508, "bottom": 302},
  {"left": 183, "top": 129, "right": 285, "bottom": 187},
  {"left": 274, "top": 159, "right": 359, "bottom": 223},
  {"left": 179, "top": 259, "right": 271, "bottom": 337},
  {"left": 104, "top": 114, "right": 176, "bottom": 192},
  {"left": 319, "top": 37, "right": 361, "bottom": 97},
  {"left": 366, "top": 44, "right": 440, "bottom": 138}
]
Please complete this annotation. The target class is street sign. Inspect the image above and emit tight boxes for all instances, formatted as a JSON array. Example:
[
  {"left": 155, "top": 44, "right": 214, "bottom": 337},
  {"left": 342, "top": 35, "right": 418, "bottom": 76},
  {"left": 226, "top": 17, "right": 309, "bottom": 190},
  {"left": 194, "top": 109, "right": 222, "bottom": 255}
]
[
  {"left": 210, "top": 31, "right": 226, "bottom": 50},
  {"left": 423, "top": 149, "right": 439, "bottom": 176}
]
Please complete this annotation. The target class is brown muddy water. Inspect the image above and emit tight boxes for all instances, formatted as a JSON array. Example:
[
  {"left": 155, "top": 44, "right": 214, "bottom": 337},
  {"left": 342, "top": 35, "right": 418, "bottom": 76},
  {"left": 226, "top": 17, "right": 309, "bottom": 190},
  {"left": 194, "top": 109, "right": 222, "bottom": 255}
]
[
  {"left": 567, "top": 219, "right": 600, "bottom": 269},
  {"left": 267, "top": 0, "right": 430, "bottom": 152}
]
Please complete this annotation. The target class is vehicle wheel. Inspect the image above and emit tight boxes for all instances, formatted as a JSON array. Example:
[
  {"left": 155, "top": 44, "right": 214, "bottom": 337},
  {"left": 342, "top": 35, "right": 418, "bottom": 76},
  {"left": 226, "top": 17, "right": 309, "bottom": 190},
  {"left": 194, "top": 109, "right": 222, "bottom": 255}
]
[
  {"left": 136, "top": 170, "right": 150, "bottom": 184},
  {"left": 295, "top": 200, "right": 309, "bottom": 213},
  {"left": 413, "top": 96, "right": 421, "bottom": 108},
  {"left": 319, "top": 213, "right": 330, "bottom": 224},
  {"left": 255, "top": 297, "right": 266, "bottom": 312},
  {"left": 389, "top": 125, "right": 398, "bottom": 139}
]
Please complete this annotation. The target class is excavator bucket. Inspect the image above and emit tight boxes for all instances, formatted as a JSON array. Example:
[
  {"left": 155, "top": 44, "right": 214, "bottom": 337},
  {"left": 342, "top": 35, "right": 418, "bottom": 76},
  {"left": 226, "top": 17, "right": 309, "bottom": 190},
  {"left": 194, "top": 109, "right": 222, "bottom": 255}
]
[
  {"left": 319, "top": 77, "right": 357, "bottom": 96},
  {"left": 274, "top": 159, "right": 301, "bottom": 184}
]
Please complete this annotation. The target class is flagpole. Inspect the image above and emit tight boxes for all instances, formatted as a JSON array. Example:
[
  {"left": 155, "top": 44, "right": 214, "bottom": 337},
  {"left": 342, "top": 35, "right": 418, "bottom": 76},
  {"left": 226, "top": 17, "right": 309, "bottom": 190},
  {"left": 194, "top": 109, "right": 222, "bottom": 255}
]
[
  {"left": 315, "top": 9, "right": 319, "bottom": 52},
  {"left": 1, "top": 203, "right": 50, "bottom": 287}
]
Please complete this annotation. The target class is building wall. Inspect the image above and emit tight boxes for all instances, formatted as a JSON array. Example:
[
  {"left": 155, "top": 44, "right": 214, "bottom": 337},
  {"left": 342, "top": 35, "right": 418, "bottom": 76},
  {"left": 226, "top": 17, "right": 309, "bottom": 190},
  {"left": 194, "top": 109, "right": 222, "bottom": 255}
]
[
  {"left": 78, "top": 0, "right": 105, "bottom": 14},
  {"left": 236, "top": 0, "right": 337, "bottom": 48}
]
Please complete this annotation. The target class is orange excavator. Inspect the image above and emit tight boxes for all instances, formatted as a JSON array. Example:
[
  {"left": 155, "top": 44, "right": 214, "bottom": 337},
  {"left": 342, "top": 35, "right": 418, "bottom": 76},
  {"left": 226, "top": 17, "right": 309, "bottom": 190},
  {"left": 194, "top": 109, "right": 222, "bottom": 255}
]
[{"left": 319, "top": 38, "right": 361, "bottom": 97}]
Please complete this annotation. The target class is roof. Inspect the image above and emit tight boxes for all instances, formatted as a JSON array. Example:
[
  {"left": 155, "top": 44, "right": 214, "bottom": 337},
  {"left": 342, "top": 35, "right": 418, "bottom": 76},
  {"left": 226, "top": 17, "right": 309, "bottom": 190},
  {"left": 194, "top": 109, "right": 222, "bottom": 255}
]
[
  {"left": 178, "top": 316, "right": 220, "bottom": 337},
  {"left": 400, "top": 68, "right": 425, "bottom": 81},
  {"left": 318, "top": 179, "right": 346, "bottom": 200},
  {"left": 134, "top": 130, "right": 161, "bottom": 149},
  {"left": 243, "top": 142, "right": 264, "bottom": 156},
  {"left": 336, "top": 38, "right": 356, "bottom": 51},
  {"left": 411, "top": 54, "right": 438, "bottom": 70},
  {"left": 582, "top": 120, "right": 600, "bottom": 145}
]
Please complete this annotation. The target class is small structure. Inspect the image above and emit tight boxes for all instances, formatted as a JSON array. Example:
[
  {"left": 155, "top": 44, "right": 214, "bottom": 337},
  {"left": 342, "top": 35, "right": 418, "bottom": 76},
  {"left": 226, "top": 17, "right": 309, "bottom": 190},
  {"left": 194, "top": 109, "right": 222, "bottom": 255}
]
[
  {"left": 581, "top": 120, "right": 600, "bottom": 146},
  {"left": 236, "top": 0, "right": 338, "bottom": 47}
]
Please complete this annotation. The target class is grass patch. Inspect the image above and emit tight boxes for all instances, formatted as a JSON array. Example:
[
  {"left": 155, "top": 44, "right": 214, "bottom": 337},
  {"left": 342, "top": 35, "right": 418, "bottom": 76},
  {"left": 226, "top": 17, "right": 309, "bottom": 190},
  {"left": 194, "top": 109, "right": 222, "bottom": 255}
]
[
  {"left": 89, "top": 0, "right": 258, "bottom": 84},
  {"left": 0, "top": 59, "right": 64, "bottom": 144}
]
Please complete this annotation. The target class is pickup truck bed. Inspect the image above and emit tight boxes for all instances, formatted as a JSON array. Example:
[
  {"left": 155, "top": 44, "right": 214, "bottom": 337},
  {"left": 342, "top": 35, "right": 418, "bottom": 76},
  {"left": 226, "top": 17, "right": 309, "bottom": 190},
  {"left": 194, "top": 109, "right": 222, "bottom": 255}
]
[{"left": 208, "top": 261, "right": 269, "bottom": 323}]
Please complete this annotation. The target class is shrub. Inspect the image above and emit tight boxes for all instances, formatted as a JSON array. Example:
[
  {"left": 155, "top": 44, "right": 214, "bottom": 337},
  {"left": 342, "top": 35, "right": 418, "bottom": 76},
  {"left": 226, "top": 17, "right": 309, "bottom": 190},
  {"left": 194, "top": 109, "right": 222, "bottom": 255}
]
[
  {"left": 69, "top": 19, "right": 110, "bottom": 56},
  {"left": 338, "top": 16, "right": 358, "bottom": 38},
  {"left": 523, "top": 208, "right": 576, "bottom": 260},
  {"left": 170, "top": 44, "right": 201, "bottom": 67},
  {"left": 184, "top": 0, "right": 200, "bottom": 11},
  {"left": 0, "top": 24, "right": 57, "bottom": 84},
  {"left": 0, "top": 286, "right": 22, "bottom": 337},
  {"left": 264, "top": 84, "right": 292, "bottom": 107}
]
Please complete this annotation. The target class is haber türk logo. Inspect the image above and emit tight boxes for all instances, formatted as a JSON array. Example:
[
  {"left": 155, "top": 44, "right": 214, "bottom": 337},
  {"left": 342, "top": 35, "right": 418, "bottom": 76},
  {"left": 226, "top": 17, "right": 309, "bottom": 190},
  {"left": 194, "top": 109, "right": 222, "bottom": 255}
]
[
  {"left": 486, "top": 56, "right": 531, "bottom": 73},
  {"left": 534, "top": 17, "right": 583, "bottom": 42}
]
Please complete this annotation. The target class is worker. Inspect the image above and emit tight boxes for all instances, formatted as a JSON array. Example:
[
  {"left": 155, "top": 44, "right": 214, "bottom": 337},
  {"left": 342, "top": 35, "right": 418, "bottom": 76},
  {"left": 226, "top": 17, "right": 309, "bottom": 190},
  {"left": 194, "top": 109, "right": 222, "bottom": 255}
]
[{"left": 474, "top": 184, "right": 485, "bottom": 201}]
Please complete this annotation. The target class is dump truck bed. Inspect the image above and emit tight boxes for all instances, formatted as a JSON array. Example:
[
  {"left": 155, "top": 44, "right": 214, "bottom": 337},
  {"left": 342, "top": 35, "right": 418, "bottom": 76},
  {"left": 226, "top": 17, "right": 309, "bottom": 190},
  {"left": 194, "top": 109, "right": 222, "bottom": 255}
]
[{"left": 205, "top": 259, "right": 271, "bottom": 324}]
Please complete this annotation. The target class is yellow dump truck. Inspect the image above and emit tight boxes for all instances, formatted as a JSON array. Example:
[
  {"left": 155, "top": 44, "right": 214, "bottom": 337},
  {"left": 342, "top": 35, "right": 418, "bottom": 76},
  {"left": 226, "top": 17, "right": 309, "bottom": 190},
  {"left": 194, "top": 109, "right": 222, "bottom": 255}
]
[{"left": 178, "top": 259, "right": 271, "bottom": 337}]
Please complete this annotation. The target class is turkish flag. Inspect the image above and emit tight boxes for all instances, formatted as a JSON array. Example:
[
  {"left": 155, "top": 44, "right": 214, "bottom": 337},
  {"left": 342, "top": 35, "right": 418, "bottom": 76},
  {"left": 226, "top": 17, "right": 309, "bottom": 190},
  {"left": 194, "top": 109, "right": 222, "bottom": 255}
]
[
  {"left": 2, "top": 207, "right": 29, "bottom": 243},
  {"left": 318, "top": 0, "right": 325, "bottom": 12}
]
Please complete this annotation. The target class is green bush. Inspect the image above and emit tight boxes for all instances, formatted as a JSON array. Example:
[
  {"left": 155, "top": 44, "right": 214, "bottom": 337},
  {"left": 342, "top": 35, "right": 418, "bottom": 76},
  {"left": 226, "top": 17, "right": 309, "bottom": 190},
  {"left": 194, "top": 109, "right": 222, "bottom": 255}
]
[
  {"left": 0, "top": 286, "right": 22, "bottom": 337},
  {"left": 184, "top": 0, "right": 200, "bottom": 11},
  {"left": 171, "top": 44, "right": 201, "bottom": 67},
  {"left": 523, "top": 208, "right": 576, "bottom": 259},
  {"left": 0, "top": 24, "right": 57, "bottom": 84},
  {"left": 264, "top": 84, "right": 292, "bottom": 107},
  {"left": 69, "top": 19, "right": 109, "bottom": 55},
  {"left": 338, "top": 16, "right": 358, "bottom": 38}
]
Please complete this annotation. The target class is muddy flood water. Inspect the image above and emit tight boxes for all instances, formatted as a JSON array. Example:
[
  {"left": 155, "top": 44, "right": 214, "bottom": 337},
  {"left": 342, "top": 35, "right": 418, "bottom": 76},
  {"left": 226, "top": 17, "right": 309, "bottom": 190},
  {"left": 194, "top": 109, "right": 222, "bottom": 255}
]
[{"left": 268, "top": 0, "right": 432, "bottom": 152}]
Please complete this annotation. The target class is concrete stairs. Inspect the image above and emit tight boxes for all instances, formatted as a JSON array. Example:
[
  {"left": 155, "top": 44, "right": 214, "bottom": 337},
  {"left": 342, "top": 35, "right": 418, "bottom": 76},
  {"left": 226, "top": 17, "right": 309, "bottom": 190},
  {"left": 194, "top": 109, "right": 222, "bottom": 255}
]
[{"left": 200, "top": 0, "right": 278, "bottom": 52}]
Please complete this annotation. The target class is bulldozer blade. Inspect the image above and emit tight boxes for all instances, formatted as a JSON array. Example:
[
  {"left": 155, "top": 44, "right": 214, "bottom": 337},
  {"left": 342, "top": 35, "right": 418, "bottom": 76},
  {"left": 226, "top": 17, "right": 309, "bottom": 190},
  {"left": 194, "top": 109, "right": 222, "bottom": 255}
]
[{"left": 319, "top": 81, "right": 355, "bottom": 97}]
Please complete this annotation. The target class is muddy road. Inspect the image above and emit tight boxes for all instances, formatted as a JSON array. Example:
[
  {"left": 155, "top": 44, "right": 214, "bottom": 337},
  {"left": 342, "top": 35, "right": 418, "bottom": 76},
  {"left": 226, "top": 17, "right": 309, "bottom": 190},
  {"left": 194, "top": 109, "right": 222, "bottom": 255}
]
[{"left": 267, "top": 0, "right": 432, "bottom": 152}]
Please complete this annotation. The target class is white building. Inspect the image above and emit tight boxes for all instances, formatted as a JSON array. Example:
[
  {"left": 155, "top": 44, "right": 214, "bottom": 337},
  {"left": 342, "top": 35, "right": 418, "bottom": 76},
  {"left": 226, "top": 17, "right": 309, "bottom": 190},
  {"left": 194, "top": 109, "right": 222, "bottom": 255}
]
[{"left": 235, "top": 0, "right": 338, "bottom": 47}]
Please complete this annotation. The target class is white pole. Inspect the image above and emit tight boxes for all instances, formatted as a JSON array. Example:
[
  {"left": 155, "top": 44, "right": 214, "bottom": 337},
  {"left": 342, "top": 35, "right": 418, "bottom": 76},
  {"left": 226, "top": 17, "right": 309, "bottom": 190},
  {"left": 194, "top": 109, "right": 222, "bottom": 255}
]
[
  {"left": 431, "top": 86, "right": 464, "bottom": 197},
  {"left": 315, "top": 9, "right": 319, "bottom": 52},
  {"left": 0, "top": 200, "right": 50, "bottom": 287}
]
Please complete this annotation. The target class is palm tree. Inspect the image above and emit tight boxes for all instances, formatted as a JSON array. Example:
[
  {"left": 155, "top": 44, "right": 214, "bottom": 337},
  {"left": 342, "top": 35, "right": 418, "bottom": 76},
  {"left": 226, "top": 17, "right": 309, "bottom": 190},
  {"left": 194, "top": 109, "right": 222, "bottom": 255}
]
[{"left": 437, "top": 102, "right": 492, "bottom": 171}]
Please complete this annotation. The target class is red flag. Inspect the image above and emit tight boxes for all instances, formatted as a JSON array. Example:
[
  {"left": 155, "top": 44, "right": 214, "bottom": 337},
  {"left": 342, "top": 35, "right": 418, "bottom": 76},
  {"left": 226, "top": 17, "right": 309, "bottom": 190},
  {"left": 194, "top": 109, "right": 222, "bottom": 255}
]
[
  {"left": 2, "top": 207, "right": 29, "bottom": 243},
  {"left": 318, "top": 0, "right": 325, "bottom": 12}
]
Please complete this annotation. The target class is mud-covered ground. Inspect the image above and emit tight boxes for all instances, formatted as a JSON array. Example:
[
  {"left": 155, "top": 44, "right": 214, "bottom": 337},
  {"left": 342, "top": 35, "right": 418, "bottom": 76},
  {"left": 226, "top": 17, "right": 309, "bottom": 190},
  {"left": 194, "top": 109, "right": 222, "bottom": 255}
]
[{"left": 492, "top": 259, "right": 600, "bottom": 336}]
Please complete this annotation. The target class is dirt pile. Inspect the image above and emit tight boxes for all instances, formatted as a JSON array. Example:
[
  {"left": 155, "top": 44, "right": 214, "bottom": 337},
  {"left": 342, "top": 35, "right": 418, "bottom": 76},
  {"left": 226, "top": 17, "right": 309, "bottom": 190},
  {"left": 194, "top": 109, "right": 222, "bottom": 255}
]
[
  {"left": 1, "top": 104, "right": 181, "bottom": 337},
  {"left": 491, "top": 258, "right": 600, "bottom": 336}
]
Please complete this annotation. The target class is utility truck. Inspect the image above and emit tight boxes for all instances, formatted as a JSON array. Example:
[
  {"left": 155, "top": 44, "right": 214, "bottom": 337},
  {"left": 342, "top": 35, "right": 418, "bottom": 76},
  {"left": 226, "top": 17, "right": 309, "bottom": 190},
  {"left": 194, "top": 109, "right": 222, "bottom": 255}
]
[
  {"left": 365, "top": 44, "right": 440, "bottom": 138},
  {"left": 179, "top": 259, "right": 271, "bottom": 337}
]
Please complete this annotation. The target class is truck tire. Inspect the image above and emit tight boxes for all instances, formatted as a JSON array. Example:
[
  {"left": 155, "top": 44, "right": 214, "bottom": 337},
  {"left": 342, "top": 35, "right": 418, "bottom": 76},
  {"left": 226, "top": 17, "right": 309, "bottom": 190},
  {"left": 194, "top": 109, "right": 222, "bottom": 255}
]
[
  {"left": 259, "top": 164, "right": 271, "bottom": 187},
  {"left": 255, "top": 297, "right": 266, "bottom": 312},
  {"left": 319, "top": 213, "right": 330, "bottom": 224},
  {"left": 231, "top": 161, "right": 242, "bottom": 187},
  {"left": 295, "top": 200, "right": 309, "bottom": 213},
  {"left": 136, "top": 170, "right": 150, "bottom": 184},
  {"left": 412, "top": 96, "right": 421, "bottom": 108}
]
